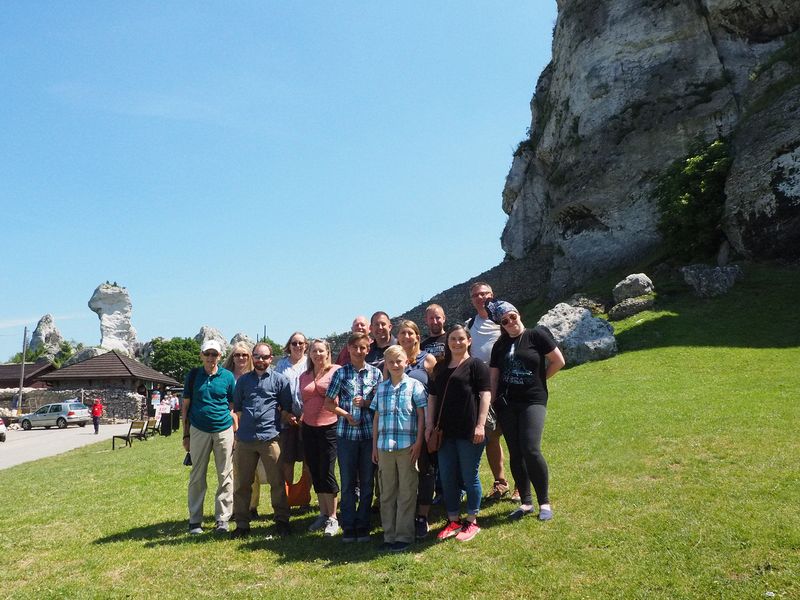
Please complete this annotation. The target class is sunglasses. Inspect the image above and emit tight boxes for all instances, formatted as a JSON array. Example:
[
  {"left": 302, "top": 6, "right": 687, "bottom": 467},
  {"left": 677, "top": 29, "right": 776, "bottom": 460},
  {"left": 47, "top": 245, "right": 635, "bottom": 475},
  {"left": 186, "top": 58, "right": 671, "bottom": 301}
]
[
  {"left": 202, "top": 351, "right": 219, "bottom": 357},
  {"left": 500, "top": 313, "right": 519, "bottom": 326},
  {"left": 290, "top": 341, "right": 306, "bottom": 346},
  {"left": 252, "top": 353, "right": 272, "bottom": 360},
  {"left": 233, "top": 353, "right": 249, "bottom": 359}
]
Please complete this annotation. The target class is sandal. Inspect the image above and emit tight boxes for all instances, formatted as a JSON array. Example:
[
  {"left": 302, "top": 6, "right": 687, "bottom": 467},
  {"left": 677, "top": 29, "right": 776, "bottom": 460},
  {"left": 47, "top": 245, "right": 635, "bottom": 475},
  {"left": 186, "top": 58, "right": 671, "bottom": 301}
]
[{"left": 487, "top": 479, "right": 510, "bottom": 500}]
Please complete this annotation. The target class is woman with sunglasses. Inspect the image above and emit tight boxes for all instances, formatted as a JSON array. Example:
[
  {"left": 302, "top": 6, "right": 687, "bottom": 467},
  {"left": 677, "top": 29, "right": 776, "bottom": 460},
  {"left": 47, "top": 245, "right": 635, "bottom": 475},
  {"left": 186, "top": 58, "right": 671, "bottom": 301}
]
[
  {"left": 299, "top": 339, "right": 341, "bottom": 536},
  {"left": 427, "top": 324, "right": 491, "bottom": 542},
  {"left": 275, "top": 333, "right": 311, "bottom": 502},
  {"left": 487, "top": 300, "right": 565, "bottom": 522}
]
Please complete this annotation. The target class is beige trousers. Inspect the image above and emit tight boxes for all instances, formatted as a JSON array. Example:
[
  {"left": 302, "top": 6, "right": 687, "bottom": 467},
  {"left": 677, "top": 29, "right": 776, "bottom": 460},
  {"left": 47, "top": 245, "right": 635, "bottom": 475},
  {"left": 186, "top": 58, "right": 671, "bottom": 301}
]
[
  {"left": 233, "top": 438, "right": 289, "bottom": 527},
  {"left": 188, "top": 425, "right": 234, "bottom": 524},
  {"left": 378, "top": 447, "right": 418, "bottom": 544}
]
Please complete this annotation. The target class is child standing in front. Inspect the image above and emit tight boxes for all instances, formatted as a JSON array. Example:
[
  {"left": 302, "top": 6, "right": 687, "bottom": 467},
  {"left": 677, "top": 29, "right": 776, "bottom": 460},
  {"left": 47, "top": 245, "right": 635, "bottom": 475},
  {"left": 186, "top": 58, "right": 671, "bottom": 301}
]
[{"left": 371, "top": 345, "right": 427, "bottom": 552}]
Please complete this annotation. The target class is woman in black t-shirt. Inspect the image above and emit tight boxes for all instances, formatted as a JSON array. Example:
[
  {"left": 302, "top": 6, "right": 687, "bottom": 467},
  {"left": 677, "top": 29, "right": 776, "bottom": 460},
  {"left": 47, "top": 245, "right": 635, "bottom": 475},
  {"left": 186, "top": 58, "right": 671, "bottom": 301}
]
[
  {"left": 488, "top": 300, "right": 565, "bottom": 522},
  {"left": 426, "top": 324, "right": 491, "bottom": 542}
]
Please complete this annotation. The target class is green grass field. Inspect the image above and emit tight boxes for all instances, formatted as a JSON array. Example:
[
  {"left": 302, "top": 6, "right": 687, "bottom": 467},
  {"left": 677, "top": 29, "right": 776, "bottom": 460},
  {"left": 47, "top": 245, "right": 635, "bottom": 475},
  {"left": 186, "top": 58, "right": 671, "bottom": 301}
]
[{"left": 1, "top": 263, "right": 798, "bottom": 599}]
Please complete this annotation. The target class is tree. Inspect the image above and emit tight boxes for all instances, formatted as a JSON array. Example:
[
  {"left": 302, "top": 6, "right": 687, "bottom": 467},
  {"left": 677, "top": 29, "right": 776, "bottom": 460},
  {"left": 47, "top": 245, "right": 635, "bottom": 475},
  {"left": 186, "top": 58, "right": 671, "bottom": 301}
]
[{"left": 150, "top": 337, "right": 202, "bottom": 383}]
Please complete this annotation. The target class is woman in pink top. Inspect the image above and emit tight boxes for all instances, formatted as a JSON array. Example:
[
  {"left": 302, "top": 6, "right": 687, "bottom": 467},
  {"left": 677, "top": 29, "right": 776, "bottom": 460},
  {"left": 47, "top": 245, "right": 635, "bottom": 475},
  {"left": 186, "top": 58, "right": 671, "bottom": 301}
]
[{"left": 299, "top": 339, "right": 341, "bottom": 536}]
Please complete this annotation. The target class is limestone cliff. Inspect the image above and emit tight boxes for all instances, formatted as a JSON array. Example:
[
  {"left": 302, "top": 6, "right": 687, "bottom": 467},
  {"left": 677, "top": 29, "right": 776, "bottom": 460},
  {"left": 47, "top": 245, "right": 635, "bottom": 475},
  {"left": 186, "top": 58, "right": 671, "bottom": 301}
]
[{"left": 502, "top": 0, "right": 800, "bottom": 296}]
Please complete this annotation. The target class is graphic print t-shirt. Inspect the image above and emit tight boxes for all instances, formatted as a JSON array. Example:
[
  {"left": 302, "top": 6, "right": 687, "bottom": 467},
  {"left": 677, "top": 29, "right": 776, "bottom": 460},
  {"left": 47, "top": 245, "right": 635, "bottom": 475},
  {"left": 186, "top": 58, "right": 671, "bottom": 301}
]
[{"left": 490, "top": 326, "right": 557, "bottom": 406}]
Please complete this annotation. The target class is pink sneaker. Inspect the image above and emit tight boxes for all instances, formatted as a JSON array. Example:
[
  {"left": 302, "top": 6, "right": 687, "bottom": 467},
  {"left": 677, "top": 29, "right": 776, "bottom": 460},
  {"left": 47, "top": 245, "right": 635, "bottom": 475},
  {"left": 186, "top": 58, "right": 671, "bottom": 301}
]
[
  {"left": 436, "top": 520, "right": 462, "bottom": 541},
  {"left": 455, "top": 520, "right": 480, "bottom": 542}
]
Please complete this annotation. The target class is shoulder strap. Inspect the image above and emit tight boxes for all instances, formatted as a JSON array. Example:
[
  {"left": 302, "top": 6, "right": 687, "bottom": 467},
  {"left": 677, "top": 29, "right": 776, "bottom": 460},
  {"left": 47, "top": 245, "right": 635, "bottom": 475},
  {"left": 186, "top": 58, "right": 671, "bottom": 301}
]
[
  {"left": 434, "top": 360, "right": 469, "bottom": 429},
  {"left": 187, "top": 367, "right": 199, "bottom": 402}
]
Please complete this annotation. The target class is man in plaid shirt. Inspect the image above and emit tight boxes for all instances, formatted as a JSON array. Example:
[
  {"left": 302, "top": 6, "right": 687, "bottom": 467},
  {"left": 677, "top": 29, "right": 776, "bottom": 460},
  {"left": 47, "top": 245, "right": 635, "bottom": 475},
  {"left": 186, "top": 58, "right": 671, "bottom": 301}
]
[
  {"left": 371, "top": 345, "right": 427, "bottom": 552},
  {"left": 324, "top": 332, "right": 382, "bottom": 543}
]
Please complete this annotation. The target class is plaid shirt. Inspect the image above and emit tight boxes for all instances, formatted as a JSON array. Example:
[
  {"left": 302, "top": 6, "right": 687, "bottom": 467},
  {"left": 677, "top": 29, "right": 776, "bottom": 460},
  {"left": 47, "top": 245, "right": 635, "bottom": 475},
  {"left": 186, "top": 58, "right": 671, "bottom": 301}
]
[
  {"left": 326, "top": 362, "right": 382, "bottom": 441},
  {"left": 374, "top": 374, "right": 427, "bottom": 452}
]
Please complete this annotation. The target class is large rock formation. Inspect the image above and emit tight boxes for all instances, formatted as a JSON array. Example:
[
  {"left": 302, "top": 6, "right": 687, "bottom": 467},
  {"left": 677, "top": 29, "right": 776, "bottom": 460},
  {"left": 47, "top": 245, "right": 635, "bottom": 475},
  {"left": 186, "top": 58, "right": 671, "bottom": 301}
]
[
  {"left": 28, "top": 314, "right": 63, "bottom": 358},
  {"left": 537, "top": 303, "right": 617, "bottom": 365},
  {"left": 502, "top": 0, "right": 800, "bottom": 297},
  {"left": 88, "top": 283, "right": 138, "bottom": 355},
  {"left": 194, "top": 326, "right": 229, "bottom": 354}
]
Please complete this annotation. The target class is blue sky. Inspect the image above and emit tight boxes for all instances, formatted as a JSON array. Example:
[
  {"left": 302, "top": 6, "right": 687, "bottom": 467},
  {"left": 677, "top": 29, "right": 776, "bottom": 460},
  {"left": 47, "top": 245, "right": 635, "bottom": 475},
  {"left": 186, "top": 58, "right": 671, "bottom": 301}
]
[{"left": 0, "top": 2, "right": 557, "bottom": 361}]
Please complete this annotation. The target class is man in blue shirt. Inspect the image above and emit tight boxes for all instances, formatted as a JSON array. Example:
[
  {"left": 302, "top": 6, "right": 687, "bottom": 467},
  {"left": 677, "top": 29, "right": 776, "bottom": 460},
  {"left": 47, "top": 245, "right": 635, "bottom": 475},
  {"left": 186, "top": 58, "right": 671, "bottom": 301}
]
[
  {"left": 231, "top": 343, "right": 293, "bottom": 538},
  {"left": 324, "top": 332, "right": 382, "bottom": 543},
  {"left": 182, "top": 340, "right": 236, "bottom": 535}
]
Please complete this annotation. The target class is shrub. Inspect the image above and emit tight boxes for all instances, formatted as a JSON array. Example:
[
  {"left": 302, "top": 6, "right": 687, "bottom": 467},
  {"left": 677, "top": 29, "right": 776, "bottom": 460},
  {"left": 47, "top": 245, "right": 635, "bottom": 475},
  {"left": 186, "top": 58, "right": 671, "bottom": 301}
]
[{"left": 655, "top": 138, "right": 732, "bottom": 260}]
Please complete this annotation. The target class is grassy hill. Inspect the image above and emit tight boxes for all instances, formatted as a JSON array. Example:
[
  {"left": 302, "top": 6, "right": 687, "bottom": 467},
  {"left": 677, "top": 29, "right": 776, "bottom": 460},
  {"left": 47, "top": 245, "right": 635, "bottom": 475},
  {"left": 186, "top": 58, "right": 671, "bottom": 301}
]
[{"left": 0, "top": 263, "right": 797, "bottom": 599}]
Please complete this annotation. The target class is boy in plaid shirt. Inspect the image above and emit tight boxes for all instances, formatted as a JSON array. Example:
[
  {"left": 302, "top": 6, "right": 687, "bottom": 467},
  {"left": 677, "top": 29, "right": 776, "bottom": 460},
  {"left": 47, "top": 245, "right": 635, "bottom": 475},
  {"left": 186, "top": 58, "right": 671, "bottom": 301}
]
[
  {"left": 324, "top": 332, "right": 382, "bottom": 543},
  {"left": 371, "top": 345, "right": 427, "bottom": 552}
]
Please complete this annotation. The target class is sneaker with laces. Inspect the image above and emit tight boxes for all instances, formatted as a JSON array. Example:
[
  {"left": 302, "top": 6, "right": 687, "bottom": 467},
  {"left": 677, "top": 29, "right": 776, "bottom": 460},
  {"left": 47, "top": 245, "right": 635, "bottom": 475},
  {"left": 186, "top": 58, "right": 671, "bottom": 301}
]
[
  {"left": 455, "top": 520, "right": 480, "bottom": 542},
  {"left": 308, "top": 514, "right": 328, "bottom": 532},
  {"left": 323, "top": 517, "right": 340, "bottom": 537},
  {"left": 487, "top": 480, "right": 509, "bottom": 501},
  {"left": 188, "top": 522, "right": 203, "bottom": 535},
  {"left": 414, "top": 516, "right": 429, "bottom": 540},
  {"left": 436, "top": 520, "right": 462, "bottom": 541}
]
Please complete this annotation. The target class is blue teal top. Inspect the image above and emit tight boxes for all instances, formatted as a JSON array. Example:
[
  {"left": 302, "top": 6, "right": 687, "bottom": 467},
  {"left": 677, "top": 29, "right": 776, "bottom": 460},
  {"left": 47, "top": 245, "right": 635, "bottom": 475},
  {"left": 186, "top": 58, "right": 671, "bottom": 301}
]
[{"left": 183, "top": 367, "right": 236, "bottom": 433}]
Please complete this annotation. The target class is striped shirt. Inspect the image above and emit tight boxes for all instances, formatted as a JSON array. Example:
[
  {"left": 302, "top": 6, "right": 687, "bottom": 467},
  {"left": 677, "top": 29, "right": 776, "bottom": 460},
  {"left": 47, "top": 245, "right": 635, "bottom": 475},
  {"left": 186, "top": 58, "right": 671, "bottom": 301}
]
[
  {"left": 326, "top": 362, "right": 382, "bottom": 441},
  {"left": 373, "top": 374, "right": 427, "bottom": 452}
]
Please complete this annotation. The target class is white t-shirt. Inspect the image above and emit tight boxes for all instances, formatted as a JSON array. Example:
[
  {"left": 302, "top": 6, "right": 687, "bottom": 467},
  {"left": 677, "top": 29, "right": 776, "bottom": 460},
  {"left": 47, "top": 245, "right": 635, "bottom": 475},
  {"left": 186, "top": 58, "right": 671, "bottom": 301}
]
[{"left": 469, "top": 314, "right": 501, "bottom": 364}]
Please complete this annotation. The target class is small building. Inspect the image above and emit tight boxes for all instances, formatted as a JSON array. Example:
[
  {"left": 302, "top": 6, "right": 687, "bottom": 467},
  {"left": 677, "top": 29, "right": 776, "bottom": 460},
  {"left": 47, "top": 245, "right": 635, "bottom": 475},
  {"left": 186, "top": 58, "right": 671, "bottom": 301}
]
[
  {"left": 0, "top": 359, "right": 56, "bottom": 389},
  {"left": 38, "top": 350, "right": 180, "bottom": 391}
]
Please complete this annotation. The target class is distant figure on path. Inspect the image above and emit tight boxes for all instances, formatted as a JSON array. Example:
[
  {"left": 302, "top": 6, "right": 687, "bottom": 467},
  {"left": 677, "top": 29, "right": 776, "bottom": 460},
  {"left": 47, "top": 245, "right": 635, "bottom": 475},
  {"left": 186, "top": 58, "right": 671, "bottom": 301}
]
[{"left": 91, "top": 398, "right": 103, "bottom": 435}]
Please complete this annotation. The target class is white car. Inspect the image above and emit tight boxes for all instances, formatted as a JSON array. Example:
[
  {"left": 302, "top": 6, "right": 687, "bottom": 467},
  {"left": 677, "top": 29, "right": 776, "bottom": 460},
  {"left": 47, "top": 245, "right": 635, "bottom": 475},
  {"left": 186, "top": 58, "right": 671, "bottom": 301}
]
[{"left": 19, "top": 401, "right": 91, "bottom": 430}]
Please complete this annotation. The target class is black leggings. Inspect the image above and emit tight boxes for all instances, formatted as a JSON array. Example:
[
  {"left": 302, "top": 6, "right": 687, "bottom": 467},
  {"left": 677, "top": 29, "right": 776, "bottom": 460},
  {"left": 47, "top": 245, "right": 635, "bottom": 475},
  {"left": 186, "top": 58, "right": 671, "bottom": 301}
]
[
  {"left": 498, "top": 403, "right": 548, "bottom": 506},
  {"left": 417, "top": 445, "right": 436, "bottom": 508},
  {"left": 302, "top": 423, "right": 339, "bottom": 494}
]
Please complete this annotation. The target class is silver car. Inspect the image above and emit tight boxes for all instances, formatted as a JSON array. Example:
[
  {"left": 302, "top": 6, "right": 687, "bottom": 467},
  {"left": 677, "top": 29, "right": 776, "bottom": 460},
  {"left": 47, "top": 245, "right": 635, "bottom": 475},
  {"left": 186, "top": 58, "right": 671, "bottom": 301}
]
[{"left": 19, "top": 401, "right": 91, "bottom": 430}]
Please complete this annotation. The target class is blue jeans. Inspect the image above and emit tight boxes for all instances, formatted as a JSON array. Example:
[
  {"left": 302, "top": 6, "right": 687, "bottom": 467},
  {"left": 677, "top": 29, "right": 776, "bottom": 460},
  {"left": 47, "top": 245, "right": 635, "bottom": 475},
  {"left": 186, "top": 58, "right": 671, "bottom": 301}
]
[
  {"left": 337, "top": 437, "right": 375, "bottom": 530},
  {"left": 437, "top": 436, "right": 486, "bottom": 517}
]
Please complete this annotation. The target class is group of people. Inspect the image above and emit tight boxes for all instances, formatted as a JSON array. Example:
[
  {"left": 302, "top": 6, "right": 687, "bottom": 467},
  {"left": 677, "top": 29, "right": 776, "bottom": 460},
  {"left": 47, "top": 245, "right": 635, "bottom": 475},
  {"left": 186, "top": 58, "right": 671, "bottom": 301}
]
[{"left": 180, "top": 282, "right": 565, "bottom": 551}]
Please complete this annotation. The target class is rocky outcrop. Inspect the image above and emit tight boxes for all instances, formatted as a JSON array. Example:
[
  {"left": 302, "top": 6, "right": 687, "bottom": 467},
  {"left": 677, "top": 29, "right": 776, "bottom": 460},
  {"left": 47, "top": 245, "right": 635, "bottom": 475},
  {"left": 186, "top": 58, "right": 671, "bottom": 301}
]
[
  {"left": 194, "top": 326, "right": 229, "bottom": 354},
  {"left": 230, "top": 332, "right": 256, "bottom": 348},
  {"left": 502, "top": 1, "right": 800, "bottom": 297},
  {"left": 63, "top": 347, "right": 111, "bottom": 367},
  {"left": 28, "top": 314, "right": 63, "bottom": 358},
  {"left": 88, "top": 283, "right": 138, "bottom": 355},
  {"left": 680, "top": 263, "right": 743, "bottom": 297},
  {"left": 537, "top": 303, "right": 617, "bottom": 366}
]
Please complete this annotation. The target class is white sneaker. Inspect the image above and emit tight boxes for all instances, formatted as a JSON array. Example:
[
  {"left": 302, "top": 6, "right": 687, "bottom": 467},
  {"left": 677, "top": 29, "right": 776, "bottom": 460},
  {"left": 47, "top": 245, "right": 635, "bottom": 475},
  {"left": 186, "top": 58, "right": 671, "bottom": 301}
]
[
  {"left": 308, "top": 514, "right": 328, "bottom": 532},
  {"left": 323, "top": 517, "right": 340, "bottom": 537}
]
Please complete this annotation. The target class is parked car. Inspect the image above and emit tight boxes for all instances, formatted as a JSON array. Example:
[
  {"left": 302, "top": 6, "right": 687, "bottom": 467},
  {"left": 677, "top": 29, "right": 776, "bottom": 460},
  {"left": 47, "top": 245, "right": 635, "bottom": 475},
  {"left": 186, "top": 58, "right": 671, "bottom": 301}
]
[{"left": 19, "top": 401, "right": 91, "bottom": 430}]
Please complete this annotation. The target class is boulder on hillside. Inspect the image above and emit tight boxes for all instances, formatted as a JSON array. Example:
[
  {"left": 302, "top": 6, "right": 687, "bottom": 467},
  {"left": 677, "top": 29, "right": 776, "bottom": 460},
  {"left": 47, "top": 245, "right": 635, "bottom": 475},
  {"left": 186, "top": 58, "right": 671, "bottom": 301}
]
[
  {"left": 612, "top": 273, "right": 654, "bottom": 304},
  {"left": 194, "top": 326, "right": 229, "bottom": 354},
  {"left": 230, "top": 332, "right": 256, "bottom": 349},
  {"left": 28, "top": 314, "right": 64, "bottom": 358},
  {"left": 88, "top": 283, "right": 138, "bottom": 355},
  {"left": 537, "top": 303, "right": 617, "bottom": 366},
  {"left": 565, "top": 293, "right": 606, "bottom": 315},
  {"left": 680, "top": 264, "right": 742, "bottom": 297},
  {"left": 608, "top": 295, "right": 655, "bottom": 321}
]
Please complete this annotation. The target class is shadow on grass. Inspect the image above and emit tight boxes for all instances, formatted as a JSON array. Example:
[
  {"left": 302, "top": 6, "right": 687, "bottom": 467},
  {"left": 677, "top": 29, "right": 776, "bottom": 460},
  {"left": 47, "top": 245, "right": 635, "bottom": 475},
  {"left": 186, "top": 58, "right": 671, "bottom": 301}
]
[{"left": 91, "top": 500, "right": 525, "bottom": 563}]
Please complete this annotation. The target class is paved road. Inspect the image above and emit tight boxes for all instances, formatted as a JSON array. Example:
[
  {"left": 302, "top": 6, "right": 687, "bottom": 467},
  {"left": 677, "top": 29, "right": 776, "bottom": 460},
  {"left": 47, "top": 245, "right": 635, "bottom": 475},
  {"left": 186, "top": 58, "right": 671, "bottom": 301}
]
[{"left": 0, "top": 423, "right": 135, "bottom": 470}]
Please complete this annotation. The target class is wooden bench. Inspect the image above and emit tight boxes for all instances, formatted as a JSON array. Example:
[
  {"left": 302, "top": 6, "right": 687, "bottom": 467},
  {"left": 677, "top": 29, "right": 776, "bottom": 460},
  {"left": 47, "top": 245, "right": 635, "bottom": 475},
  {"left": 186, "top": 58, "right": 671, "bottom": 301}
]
[
  {"left": 144, "top": 417, "right": 159, "bottom": 438},
  {"left": 112, "top": 420, "right": 147, "bottom": 450}
]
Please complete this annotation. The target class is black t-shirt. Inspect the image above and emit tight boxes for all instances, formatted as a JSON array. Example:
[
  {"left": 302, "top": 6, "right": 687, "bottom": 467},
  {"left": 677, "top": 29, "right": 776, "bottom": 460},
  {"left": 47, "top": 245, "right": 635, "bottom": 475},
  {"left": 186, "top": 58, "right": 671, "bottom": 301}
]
[
  {"left": 490, "top": 326, "right": 557, "bottom": 406},
  {"left": 431, "top": 357, "right": 491, "bottom": 440},
  {"left": 420, "top": 334, "right": 446, "bottom": 362},
  {"left": 365, "top": 336, "right": 396, "bottom": 370}
]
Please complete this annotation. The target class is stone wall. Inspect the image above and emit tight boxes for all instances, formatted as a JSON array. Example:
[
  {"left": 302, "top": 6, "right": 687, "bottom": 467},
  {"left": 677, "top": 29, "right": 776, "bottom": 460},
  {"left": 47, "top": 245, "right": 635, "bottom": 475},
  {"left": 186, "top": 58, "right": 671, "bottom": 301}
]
[{"left": 0, "top": 387, "right": 145, "bottom": 421}]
